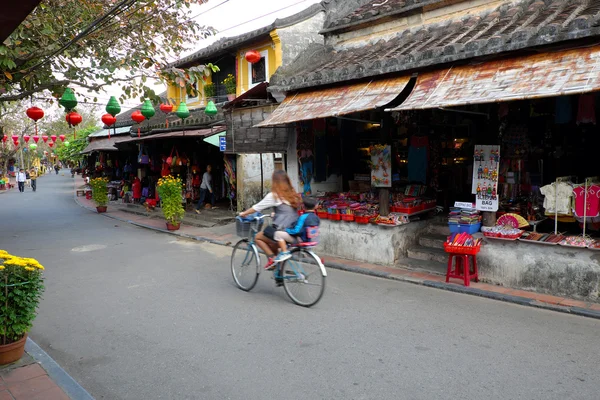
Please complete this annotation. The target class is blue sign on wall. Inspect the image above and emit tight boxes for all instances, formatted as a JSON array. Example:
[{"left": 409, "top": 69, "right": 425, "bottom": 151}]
[{"left": 219, "top": 136, "right": 226, "bottom": 152}]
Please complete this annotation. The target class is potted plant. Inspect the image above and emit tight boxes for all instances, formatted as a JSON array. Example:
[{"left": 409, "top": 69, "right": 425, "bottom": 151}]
[
  {"left": 223, "top": 74, "right": 237, "bottom": 101},
  {"left": 157, "top": 175, "right": 185, "bottom": 230},
  {"left": 0, "top": 250, "right": 44, "bottom": 365},
  {"left": 89, "top": 177, "right": 109, "bottom": 212},
  {"left": 204, "top": 83, "right": 216, "bottom": 103}
]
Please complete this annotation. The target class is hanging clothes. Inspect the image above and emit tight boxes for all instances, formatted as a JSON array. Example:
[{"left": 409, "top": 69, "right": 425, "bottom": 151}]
[
  {"left": 577, "top": 94, "right": 596, "bottom": 125},
  {"left": 573, "top": 184, "right": 600, "bottom": 218},
  {"left": 408, "top": 136, "right": 429, "bottom": 184},
  {"left": 540, "top": 182, "right": 573, "bottom": 215}
]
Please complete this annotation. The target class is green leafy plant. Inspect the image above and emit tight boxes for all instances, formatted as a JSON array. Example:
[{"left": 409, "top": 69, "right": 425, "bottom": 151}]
[
  {"left": 223, "top": 74, "right": 236, "bottom": 94},
  {"left": 89, "top": 177, "right": 108, "bottom": 206},
  {"left": 0, "top": 250, "right": 45, "bottom": 344},
  {"left": 204, "top": 83, "right": 216, "bottom": 99},
  {"left": 157, "top": 175, "right": 185, "bottom": 225}
]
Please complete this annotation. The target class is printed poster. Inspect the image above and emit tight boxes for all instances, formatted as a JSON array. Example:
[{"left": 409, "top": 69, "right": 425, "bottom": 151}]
[
  {"left": 370, "top": 145, "right": 391, "bottom": 188},
  {"left": 472, "top": 145, "right": 500, "bottom": 212}
]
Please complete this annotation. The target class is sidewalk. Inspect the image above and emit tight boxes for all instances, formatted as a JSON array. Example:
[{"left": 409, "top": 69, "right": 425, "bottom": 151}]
[{"left": 74, "top": 181, "right": 600, "bottom": 320}]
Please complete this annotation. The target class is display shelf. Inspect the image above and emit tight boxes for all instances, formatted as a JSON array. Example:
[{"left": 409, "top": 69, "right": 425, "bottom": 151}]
[
  {"left": 518, "top": 238, "right": 558, "bottom": 246},
  {"left": 484, "top": 236, "right": 519, "bottom": 241}
]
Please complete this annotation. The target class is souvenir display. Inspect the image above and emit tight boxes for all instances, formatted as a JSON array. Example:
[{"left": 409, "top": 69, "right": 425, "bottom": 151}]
[{"left": 472, "top": 145, "right": 500, "bottom": 212}]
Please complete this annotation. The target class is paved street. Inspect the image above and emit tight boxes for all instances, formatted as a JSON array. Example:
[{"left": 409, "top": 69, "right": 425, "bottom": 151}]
[{"left": 1, "top": 173, "right": 599, "bottom": 400}]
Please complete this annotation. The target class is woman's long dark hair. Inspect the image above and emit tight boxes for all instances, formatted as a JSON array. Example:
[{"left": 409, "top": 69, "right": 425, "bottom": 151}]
[{"left": 271, "top": 170, "right": 300, "bottom": 209}]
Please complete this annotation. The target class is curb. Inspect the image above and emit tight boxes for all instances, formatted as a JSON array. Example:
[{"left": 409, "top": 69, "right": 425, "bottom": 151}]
[
  {"left": 74, "top": 194, "right": 600, "bottom": 320},
  {"left": 25, "top": 338, "right": 95, "bottom": 400}
]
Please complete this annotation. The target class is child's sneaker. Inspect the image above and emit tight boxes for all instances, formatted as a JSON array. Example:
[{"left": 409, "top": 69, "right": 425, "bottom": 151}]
[
  {"left": 264, "top": 257, "right": 276, "bottom": 270},
  {"left": 274, "top": 251, "right": 291, "bottom": 263}
]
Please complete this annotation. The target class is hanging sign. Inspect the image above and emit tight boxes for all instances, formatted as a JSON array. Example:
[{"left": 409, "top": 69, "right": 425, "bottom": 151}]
[
  {"left": 370, "top": 145, "right": 391, "bottom": 188},
  {"left": 219, "top": 136, "right": 226, "bottom": 152},
  {"left": 472, "top": 145, "right": 500, "bottom": 212}
]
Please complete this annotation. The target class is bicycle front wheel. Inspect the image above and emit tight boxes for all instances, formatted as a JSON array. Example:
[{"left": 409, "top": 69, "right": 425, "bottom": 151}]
[
  {"left": 231, "top": 239, "right": 260, "bottom": 291},
  {"left": 281, "top": 249, "right": 326, "bottom": 307}
]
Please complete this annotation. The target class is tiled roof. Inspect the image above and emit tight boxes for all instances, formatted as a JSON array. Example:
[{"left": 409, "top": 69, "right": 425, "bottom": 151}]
[
  {"left": 322, "top": 0, "right": 441, "bottom": 33},
  {"left": 172, "top": 3, "right": 325, "bottom": 68},
  {"left": 270, "top": 0, "right": 600, "bottom": 93}
]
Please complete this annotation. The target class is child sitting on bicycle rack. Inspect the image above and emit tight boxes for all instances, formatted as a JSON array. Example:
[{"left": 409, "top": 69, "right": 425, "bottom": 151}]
[{"left": 271, "top": 197, "right": 320, "bottom": 265}]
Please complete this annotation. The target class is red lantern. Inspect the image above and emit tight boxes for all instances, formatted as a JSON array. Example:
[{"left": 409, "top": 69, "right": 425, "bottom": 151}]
[
  {"left": 33, "top": 135, "right": 39, "bottom": 143},
  {"left": 245, "top": 50, "right": 262, "bottom": 64},
  {"left": 59, "top": 135, "right": 66, "bottom": 142},
  {"left": 2, "top": 136, "right": 7, "bottom": 143},
  {"left": 23, "top": 135, "right": 30, "bottom": 143},
  {"left": 51, "top": 135, "right": 57, "bottom": 142},
  {"left": 131, "top": 110, "right": 145, "bottom": 138},
  {"left": 26, "top": 107, "right": 44, "bottom": 122},
  {"left": 13, "top": 142, "right": 18, "bottom": 148},
  {"left": 48, "top": 142, "right": 54, "bottom": 148},
  {"left": 131, "top": 110, "right": 145, "bottom": 124},
  {"left": 159, "top": 103, "right": 173, "bottom": 113},
  {"left": 42, "top": 135, "right": 48, "bottom": 143},
  {"left": 11, "top": 135, "right": 18, "bottom": 142},
  {"left": 101, "top": 113, "right": 117, "bottom": 126},
  {"left": 65, "top": 112, "right": 82, "bottom": 127}
]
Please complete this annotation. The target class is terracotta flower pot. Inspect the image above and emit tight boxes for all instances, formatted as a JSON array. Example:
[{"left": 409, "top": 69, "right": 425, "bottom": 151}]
[
  {"left": 96, "top": 206, "right": 107, "bottom": 213},
  {"left": 166, "top": 222, "right": 181, "bottom": 231},
  {"left": 227, "top": 94, "right": 236, "bottom": 101},
  {"left": 0, "top": 334, "right": 27, "bottom": 365}
]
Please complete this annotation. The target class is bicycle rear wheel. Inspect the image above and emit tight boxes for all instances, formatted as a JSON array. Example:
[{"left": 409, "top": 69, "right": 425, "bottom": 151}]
[
  {"left": 281, "top": 249, "right": 326, "bottom": 307},
  {"left": 231, "top": 239, "right": 260, "bottom": 291}
]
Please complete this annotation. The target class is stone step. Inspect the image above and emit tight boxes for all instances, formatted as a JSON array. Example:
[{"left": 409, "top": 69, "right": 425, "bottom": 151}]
[
  {"left": 429, "top": 223, "right": 450, "bottom": 236},
  {"left": 407, "top": 245, "right": 448, "bottom": 264},
  {"left": 396, "top": 257, "right": 447, "bottom": 276},
  {"left": 419, "top": 234, "right": 447, "bottom": 249}
]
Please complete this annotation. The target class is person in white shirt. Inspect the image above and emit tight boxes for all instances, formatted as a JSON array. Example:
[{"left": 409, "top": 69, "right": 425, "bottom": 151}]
[
  {"left": 194, "top": 165, "right": 216, "bottom": 213},
  {"left": 16, "top": 169, "right": 26, "bottom": 193}
]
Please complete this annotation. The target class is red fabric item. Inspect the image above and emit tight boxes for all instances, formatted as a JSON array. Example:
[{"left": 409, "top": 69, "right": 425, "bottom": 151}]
[
  {"left": 132, "top": 178, "right": 142, "bottom": 199},
  {"left": 577, "top": 94, "right": 596, "bottom": 125},
  {"left": 573, "top": 185, "right": 600, "bottom": 217}
]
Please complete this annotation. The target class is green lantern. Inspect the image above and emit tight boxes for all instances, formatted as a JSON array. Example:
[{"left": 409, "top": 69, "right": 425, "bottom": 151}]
[
  {"left": 29, "top": 143, "right": 37, "bottom": 150},
  {"left": 64, "top": 141, "right": 70, "bottom": 147},
  {"left": 141, "top": 100, "right": 155, "bottom": 119},
  {"left": 205, "top": 100, "right": 218, "bottom": 116},
  {"left": 106, "top": 96, "right": 121, "bottom": 117},
  {"left": 176, "top": 102, "right": 190, "bottom": 120},
  {"left": 59, "top": 88, "right": 78, "bottom": 111}
]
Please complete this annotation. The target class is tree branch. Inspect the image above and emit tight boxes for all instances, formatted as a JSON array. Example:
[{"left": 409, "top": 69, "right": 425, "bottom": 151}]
[{"left": 0, "top": 80, "right": 102, "bottom": 102}]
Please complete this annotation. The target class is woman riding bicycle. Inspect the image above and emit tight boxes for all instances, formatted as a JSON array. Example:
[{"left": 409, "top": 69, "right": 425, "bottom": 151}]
[{"left": 239, "top": 170, "right": 300, "bottom": 271}]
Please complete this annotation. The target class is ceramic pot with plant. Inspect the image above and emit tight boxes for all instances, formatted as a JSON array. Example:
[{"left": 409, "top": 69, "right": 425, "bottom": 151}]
[
  {"left": 89, "top": 177, "right": 109, "bottom": 212},
  {"left": 204, "top": 83, "right": 216, "bottom": 103},
  {"left": 157, "top": 175, "right": 185, "bottom": 230},
  {"left": 0, "top": 250, "right": 45, "bottom": 365},
  {"left": 223, "top": 74, "right": 236, "bottom": 101}
]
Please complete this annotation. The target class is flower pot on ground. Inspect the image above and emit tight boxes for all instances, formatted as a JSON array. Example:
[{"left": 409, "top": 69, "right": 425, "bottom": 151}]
[
  {"left": 0, "top": 251, "right": 45, "bottom": 365},
  {"left": 223, "top": 74, "right": 236, "bottom": 101},
  {"left": 96, "top": 206, "right": 107, "bottom": 213},
  {"left": 157, "top": 175, "right": 185, "bottom": 229},
  {"left": 166, "top": 222, "right": 181, "bottom": 231},
  {"left": 89, "top": 177, "right": 109, "bottom": 211}
]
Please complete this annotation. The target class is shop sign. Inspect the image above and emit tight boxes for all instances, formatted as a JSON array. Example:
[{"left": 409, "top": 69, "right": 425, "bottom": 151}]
[
  {"left": 454, "top": 202, "right": 475, "bottom": 209},
  {"left": 472, "top": 145, "right": 500, "bottom": 212},
  {"left": 219, "top": 136, "right": 226, "bottom": 152},
  {"left": 370, "top": 144, "right": 391, "bottom": 188}
]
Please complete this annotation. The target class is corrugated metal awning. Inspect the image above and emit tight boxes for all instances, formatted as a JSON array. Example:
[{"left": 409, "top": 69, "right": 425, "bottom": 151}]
[
  {"left": 255, "top": 76, "right": 410, "bottom": 127},
  {"left": 81, "top": 137, "right": 125, "bottom": 154},
  {"left": 89, "top": 126, "right": 132, "bottom": 138},
  {"left": 389, "top": 45, "right": 600, "bottom": 111}
]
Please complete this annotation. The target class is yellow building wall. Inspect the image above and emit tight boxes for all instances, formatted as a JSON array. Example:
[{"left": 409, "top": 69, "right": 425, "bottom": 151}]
[
  {"left": 166, "top": 75, "right": 212, "bottom": 108},
  {"left": 236, "top": 33, "right": 281, "bottom": 95}
]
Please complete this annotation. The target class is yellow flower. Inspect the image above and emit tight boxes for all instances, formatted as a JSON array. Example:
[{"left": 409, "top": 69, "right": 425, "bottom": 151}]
[
  {"left": 25, "top": 267, "right": 34, "bottom": 271},
  {"left": 0, "top": 250, "right": 9, "bottom": 257},
  {"left": 0, "top": 265, "right": 4, "bottom": 270}
]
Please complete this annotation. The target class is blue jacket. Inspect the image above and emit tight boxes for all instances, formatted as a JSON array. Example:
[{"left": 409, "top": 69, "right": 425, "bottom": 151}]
[{"left": 286, "top": 212, "right": 320, "bottom": 242}]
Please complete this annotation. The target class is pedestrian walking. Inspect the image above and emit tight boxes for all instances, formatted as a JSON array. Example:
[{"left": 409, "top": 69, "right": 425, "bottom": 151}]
[
  {"left": 54, "top": 164, "right": 60, "bottom": 175},
  {"left": 29, "top": 168, "right": 38, "bottom": 192},
  {"left": 194, "top": 164, "right": 216, "bottom": 213},
  {"left": 16, "top": 169, "right": 26, "bottom": 193}
]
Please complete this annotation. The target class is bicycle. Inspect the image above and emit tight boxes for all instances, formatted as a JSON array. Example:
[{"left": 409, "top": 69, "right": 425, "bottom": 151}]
[{"left": 231, "top": 214, "right": 327, "bottom": 307}]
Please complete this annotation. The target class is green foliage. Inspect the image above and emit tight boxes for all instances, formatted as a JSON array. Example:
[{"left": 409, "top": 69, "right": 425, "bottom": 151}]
[
  {"left": 204, "top": 83, "right": 216, "bottom": 98},
  {"left": 0, "top": 0, "right": 216, "bottom": 104},
  {"left": 157, "top": 176, "right": 185, "bottom": 224},
  {"left": 89, "top": 177, "right": 108, "bottom": 206},
  {"left": 55, "top": 126, "right": 99, "bottom": 163},
  {"left": 223, "top": 74, "right": 236, "bottom": 94},
  {"left": 0, "top": 252, "right": 45, "bottom": 344}
]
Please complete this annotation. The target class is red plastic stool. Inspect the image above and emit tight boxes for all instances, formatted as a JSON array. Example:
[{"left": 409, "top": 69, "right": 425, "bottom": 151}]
[{"left": 446, "top": 253, "right": 479, "bottom": 287}]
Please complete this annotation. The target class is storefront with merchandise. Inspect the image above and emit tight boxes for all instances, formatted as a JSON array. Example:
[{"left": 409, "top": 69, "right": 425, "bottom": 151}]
[{"left": 260, "top": 45, "right": 600, "bottom": 300}]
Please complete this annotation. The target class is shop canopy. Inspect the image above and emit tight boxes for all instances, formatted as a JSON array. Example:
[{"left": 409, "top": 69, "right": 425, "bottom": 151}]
[
  {"left": 116, "top": 126, "right": 226, "bottom": 144},
  {"left": 80, "top": 137, "right": 126, "bottom": 154},
  {"left": 388, "top": 45, "right": 600, "bottom": 111},
  {"left": 254, "top": 76, "right": 410, "bottom": 127}
]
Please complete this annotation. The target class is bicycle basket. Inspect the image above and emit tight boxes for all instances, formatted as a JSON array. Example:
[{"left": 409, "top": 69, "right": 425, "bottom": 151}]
[{"left": 236, "top": 218, "right": 264, "bottom": 239}]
